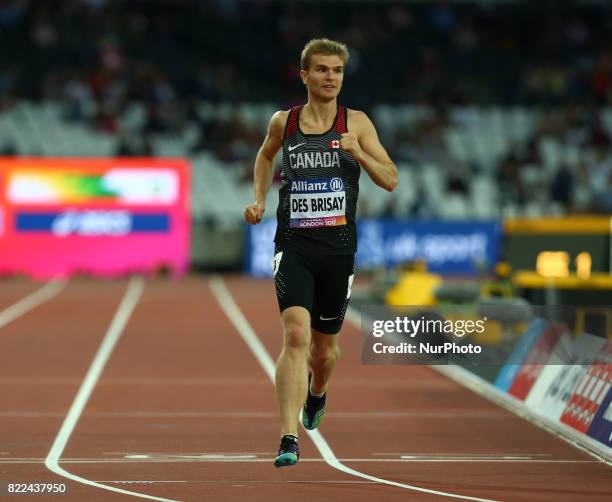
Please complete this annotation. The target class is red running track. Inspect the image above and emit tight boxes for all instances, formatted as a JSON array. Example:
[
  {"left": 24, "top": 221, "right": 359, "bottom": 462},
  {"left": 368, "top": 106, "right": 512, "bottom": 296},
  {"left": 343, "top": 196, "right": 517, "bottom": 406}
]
[{"left": 0, "top": 276, "right": 609, "bottom": 501}]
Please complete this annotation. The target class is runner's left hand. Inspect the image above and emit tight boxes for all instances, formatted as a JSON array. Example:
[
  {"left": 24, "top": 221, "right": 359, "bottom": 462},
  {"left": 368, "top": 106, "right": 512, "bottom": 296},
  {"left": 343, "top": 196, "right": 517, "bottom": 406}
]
[{"left": 340, "top": 133, "right": 364, "bottom": 161}]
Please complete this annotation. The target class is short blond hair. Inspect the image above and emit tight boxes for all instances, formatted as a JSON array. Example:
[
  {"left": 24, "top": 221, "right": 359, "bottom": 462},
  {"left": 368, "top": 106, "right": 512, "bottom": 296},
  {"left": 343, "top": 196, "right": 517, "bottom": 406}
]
[{"left": 300, "top": 38, "right": 349, "bottom": 70}]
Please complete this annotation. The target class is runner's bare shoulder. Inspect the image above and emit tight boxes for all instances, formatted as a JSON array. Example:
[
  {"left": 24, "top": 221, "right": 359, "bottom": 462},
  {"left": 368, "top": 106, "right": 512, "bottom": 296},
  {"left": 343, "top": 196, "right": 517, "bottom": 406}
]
[
  {"left": 268, "top": 110, "right": 290, "bottom": 139},
  {"left": 346, "top": 108, "right": 372, "bottom": 133}
]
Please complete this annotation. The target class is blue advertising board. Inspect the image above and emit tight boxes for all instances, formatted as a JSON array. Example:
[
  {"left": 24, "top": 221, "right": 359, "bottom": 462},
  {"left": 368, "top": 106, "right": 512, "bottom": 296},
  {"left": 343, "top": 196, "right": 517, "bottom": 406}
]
[{"left": 245, "top": 218, "right": 501, "bottom": 277}]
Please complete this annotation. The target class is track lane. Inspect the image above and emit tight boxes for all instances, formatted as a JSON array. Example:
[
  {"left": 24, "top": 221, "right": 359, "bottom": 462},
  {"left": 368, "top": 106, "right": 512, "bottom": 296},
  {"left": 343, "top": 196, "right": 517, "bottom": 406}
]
[{"left": 2, "top": 276, "right": 610, "bottom": 501}]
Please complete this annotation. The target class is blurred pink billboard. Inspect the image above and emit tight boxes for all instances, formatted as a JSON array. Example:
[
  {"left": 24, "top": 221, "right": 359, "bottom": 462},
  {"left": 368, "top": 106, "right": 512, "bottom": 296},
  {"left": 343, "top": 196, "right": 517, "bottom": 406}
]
[{"left": 0, "top": 157, "right": 190, "bottom": 278}]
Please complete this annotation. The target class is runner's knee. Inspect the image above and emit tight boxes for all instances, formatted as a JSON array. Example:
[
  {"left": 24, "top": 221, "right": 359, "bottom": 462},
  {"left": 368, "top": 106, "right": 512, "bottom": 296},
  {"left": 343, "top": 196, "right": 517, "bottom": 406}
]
[{"left": 283, "top": 322, "right": 310, "bottom": 351}]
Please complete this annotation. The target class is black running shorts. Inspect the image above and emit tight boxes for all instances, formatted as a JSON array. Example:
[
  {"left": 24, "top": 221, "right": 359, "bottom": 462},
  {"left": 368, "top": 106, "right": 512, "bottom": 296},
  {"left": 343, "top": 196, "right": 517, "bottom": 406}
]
[{"left": 273, "top": 245, "right": 355, "bottom": 335}]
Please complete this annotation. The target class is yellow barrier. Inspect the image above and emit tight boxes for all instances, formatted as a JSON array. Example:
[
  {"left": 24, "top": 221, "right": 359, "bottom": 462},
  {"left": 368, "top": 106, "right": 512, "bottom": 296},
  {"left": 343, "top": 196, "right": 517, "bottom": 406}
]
[
  {"left": 385, "top": 271, "right": 442, "bottom": 306},
  {"left": 513, "top": 271, "right": 612, "bottom": 290},
  {"left": 504, "top": 216, "right": 611, "bottom": 234}
]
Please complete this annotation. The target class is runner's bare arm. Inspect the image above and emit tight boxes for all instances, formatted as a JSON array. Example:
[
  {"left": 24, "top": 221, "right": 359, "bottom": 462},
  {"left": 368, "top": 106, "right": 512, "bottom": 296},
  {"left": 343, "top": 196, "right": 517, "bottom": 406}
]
[
  {"left": 342, "top": 110, "right": 398, "bottom": 192},
  {"left": 244, "top": 111, "right": 288, "bottom": 224}
]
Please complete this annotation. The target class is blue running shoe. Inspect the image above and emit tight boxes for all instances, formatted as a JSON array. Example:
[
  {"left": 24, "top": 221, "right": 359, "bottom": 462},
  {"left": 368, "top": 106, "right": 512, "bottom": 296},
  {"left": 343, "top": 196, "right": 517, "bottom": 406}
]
[
  {"left": 274, "top": 434, "right": 300, "bottom": 467},
  {"left": 301, "top": 373, "right": 326, "bottom": 430}
]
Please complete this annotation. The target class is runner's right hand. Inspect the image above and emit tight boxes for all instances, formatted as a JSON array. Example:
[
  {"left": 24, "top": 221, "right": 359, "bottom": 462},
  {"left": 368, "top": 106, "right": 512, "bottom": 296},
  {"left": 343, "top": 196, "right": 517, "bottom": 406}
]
[{"left": 244, "top": 202, "right": 265, "bottom": 224}]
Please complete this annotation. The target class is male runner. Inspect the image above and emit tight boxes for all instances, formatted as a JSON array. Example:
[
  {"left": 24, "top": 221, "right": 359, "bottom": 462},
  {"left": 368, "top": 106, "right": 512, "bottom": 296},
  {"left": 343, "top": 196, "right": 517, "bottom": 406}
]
[{"left": 244, "top": 38, "right": 397, "bottom": 467}]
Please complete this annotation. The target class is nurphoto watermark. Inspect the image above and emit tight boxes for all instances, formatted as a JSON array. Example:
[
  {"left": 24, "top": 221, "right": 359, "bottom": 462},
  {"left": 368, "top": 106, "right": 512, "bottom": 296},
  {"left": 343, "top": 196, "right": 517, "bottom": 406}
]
[{"left": 361, "top": 304, "right": 610, "bottom": 366}]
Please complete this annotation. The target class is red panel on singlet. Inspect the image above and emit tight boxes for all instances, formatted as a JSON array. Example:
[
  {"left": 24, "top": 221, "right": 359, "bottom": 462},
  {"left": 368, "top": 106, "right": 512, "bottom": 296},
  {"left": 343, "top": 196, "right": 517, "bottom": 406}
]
[
  {"left": 333, "top": 105, "right": 347, "bottom": 133},
  {"left": 284, "top": 106, "right": 302, "bottom": 139}
]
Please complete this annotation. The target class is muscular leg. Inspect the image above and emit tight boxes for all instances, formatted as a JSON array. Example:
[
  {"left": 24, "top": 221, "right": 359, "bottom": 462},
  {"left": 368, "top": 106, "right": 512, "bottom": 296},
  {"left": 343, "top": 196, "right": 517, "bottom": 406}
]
[
  {"left": 276, "top": 306, "right": 311, "bottom": 437},
  {"left": 308, "top": 328, "right": 340, "bottom": 395}
]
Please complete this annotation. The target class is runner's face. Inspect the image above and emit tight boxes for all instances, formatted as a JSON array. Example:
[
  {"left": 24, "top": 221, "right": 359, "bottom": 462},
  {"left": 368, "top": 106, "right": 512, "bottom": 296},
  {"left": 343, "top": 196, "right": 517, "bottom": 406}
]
[{"left": 301, "top": 55, "right": 344, "bottom": 101}]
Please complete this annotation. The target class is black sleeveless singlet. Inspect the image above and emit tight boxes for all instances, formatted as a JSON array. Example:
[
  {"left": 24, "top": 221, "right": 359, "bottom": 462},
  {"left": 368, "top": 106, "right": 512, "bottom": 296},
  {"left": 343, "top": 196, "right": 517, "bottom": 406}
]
[{"left": 274, "top": 104, "right": 360, "bottom": 254}]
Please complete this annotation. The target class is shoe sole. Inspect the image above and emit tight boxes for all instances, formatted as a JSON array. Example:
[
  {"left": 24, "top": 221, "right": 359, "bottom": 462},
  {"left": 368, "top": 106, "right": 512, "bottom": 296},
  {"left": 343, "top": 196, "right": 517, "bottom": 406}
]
[
  {"left": 301, "top": 406, "right": 326, "bottom": 431},
  {"left": 274, "top": 452, "right": 298, "bottom": 467}
]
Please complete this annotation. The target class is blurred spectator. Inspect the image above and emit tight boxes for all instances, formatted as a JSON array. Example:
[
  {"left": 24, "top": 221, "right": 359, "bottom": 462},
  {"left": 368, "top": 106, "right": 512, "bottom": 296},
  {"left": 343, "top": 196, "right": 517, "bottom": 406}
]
[
  {"left": 0, "top": 65, "right": 17, "bottom": 108},
  {"left": 590, "top": 159, "right": 612, "bottom": 212},
  {"left": 115, "top": 134, "right": 134, "bottom": 156},
  {"left": 447, "top": 165, "right": 469, "bottom": 195},
  {"left": 409, "top": 186, "right": 438, "bottom": 219},
  {"left": 0, "top": 141, "right": 18, "bottom": 156},
  {"left": 381, "top": 196, "right": 401, "bottom": 219},
  {"left": 497, "top": 151, "right": 524, "bottom": 205},
  {"left": 92, "top": 102, "right": 119, "bottom": 133},
  {"left": 591, "top": 145, "right": 612, "bottom": 182},
  {"left": 62, "top": 71, "right": 93, "bottom": 121},
  {"left": 114, "top": 132, "right": 155, "bottom": 157},
  {"left": 550, "top": 165, "right": 574, "bottom": 208}
]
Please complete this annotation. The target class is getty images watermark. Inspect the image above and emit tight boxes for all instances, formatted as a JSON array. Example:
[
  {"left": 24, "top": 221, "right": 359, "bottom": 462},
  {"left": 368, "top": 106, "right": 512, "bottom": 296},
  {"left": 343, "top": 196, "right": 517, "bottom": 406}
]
[
  {"left": 362, "top": 306, "right": 490, "bottom": 365},
  {"left": 371, "top": 314, "right": 486, "bottom": 353},
  {"left": 361, "top": 304, "right": 610, "bottom": 365}
]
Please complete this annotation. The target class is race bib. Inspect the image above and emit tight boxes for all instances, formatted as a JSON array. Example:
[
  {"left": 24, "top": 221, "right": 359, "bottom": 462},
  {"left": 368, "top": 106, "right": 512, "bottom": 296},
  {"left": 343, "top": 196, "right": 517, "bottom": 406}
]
[{"left": 289, "top": 177, "right": 346, "bottom": 229}]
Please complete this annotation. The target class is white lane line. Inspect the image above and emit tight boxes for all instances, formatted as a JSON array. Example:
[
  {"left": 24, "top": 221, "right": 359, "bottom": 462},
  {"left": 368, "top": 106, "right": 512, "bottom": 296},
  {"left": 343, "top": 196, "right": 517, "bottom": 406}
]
[
  {"left": 0, "top": 376, "right": 459, "bottom": 388},
  {"left": 102, "top": 451, "right": 273, "bottom": 455},
  {"left": 44, "top": 277, "right": 179, "bottom": 502},
  {"left": 4, "top": 458, "right": 599, "bottom": 464},
  {"left": 374, "top": 453, "right": 553, "bottom": 457},
  {"left": 124, "top": 454, "right": 258, "bottom": 460},
  {"left": 0, "top": 410, "right": 508, "bottom": 419},
  {"left": 99, "top": 480, "right": 377, "bottom": 485},
  {"left": 209, "top": 276, "right": 499, "bottom": 502},
  {"left": 0, "top": 280, "right": 66, "bottom": 329}
]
